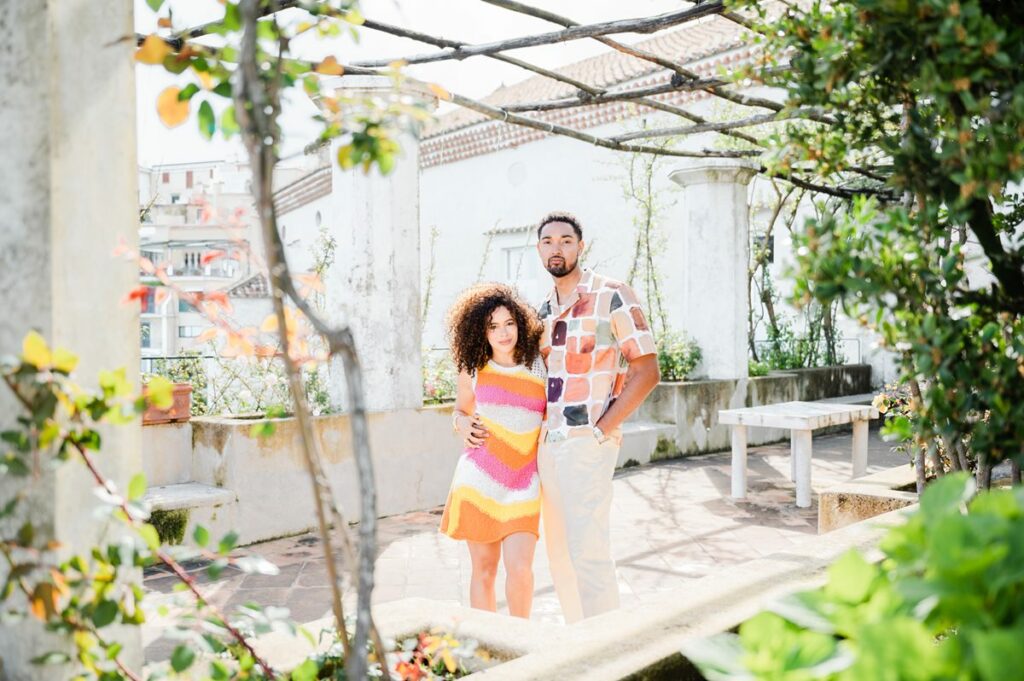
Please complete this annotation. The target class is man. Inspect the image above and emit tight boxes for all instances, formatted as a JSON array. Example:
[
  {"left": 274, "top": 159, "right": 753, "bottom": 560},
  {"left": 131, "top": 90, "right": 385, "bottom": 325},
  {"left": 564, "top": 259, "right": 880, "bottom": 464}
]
[{"left": 533, "top": 211, "right": 660, "bottom": 623}]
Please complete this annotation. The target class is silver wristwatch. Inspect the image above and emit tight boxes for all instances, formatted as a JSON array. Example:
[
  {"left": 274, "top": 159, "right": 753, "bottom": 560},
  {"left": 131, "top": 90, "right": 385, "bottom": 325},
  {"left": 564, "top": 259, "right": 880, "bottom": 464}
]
[{"left": 593, "top": 425, "right": 609, "bottom": 444}]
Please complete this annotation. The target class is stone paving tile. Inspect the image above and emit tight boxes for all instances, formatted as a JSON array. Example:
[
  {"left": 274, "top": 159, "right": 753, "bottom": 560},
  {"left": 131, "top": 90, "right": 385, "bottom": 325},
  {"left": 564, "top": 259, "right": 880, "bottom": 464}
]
[{"left": 142, "top": 429, "right": 908, "bottom": 661}]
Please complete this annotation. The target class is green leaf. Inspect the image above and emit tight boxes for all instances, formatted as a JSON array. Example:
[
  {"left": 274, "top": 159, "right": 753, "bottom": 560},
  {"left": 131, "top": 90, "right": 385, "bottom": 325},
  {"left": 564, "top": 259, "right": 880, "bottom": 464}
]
[
  {"left": 51, "top": 347, "right": 78, "bottom": 374},
  {"left": 768, "top": 592, "right": 836, "bottom": 634},
  {"left": 99, "top": 368, "right": 133, "bottom": 398},
  {"left": 0, "top": 497, "right": 18, "bottom": 519},
  {"left": 1, "top": 430, "right": 29, "bottom": 451},
  {"left": 127, "top": 473, "right": 147, "bottom": 502},
  {"left": 223, "top": 3, "right": 242, "bottom": 31},
  {"left": 250, "top": 421, "right": 276, "bottom": 438},
  {"left": 146, "top": 375, "right": 174, "bottom": 410},
  {"left": 30, "top": 651, "right": 71, "bottom": 665},
  {"left": 17, "top": 522, "right": 34, "bottom": 547},
  {"left": 71, "top": 429, "right": 101, "bottom": 451},
  {"left": 198, "top": 100, "right": 216, "bottom": 140},
  {"left": 170, "top": 644, "right": 195, "bottom": 673},
  {"left": 738, "top": 611, "right": 844, "bottom": 677},
  {"left": 178, "top": 83, "right": 200, "bottom": 101},
  {"left": 193, "top": 525, "right": 210, "bottom": 548},
  {"left": 257, "top": 20, "right": 278, "bottom": 41},
  {"left": 39, "top": 421, "right": 60, "bottom": 448},
  {"left": 162, "top": 54, "right": 191, "bottom": 75},
  {"left": 213, "top": 81, "right": 233, "bottom": 98},
  {"left": 139, "top": 523, "right": 161, "bottom": 551},
  {"left": 266, "top": 404, "right": 288, "bottom": 419},
  {"left": 22, "top": 331, "right": 51, "bottom": 368},
  {"left": 920, "top": 472, "right": 975, "bottom": 518},
  {"left": 824, "top": 550, "right": 877, "bottom": 604},
  {"left": 1, "top": 453, "right": 30, "bottom": 477},
  {"left": 220, "top": 105, "right": 239, "bottom": 139},
  {"left": 679, "top": 633, "right": 748, "bottom": 680},
  {"left": 210, "top": 660, "right": 232, "bottom": 680},
  {"left": 880, "top": 415, "right": 914, "bottom": 442},
  {"left": 91, "top": 600, "right": 119, "bottom": 628},
  {"left": 207, "top": 558, "right": 228, "bottom": 580},
  {"left": 848, "top": 618, "right": 951, "bottom": 679},
  {"left": 971, "top": 629, "right": 1024, "bottom": 681},
  {"left": 290, "top": 659, "right": 319, "bottom": 681},
  {"left": 218, "top": 531, "right": 239, "bottom": 555},
  {"left": 146, "top": 0, "right": 165, "bottom": 11}
]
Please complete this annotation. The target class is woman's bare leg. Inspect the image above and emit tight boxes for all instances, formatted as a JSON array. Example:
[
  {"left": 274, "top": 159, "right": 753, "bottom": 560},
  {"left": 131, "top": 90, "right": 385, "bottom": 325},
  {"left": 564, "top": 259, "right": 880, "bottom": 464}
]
[
  {"left": 467, "top": 540, "right": 501, "bottom": 612},
  {"left": 501, "top": 532, "right": 537, "bottom": 618}
]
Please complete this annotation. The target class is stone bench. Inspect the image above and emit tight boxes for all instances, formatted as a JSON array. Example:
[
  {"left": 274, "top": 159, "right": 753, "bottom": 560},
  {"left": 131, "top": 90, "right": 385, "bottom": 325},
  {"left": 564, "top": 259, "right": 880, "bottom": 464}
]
[{"left": 718, "top": 401, "right": 880, "bottom": 508}]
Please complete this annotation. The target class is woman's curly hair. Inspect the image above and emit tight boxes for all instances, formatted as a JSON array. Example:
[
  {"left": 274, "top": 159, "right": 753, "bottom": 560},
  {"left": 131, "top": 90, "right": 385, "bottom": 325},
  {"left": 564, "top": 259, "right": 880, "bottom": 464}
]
[{"left": 445, "top": 283, "right": 542, "bottom": 374}]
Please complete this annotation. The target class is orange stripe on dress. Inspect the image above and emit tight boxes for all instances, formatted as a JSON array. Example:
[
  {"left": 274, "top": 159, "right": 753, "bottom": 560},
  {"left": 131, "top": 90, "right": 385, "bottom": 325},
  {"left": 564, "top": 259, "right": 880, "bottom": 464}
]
[
  {"left": 475, "top": 369, "right": 546, "bottom": 398},
  {"left": 478, "top": 431, "right": 538, "bottom": 470},
  {"left": 441, "top": 495, "right": 539, "bottom": 542}
]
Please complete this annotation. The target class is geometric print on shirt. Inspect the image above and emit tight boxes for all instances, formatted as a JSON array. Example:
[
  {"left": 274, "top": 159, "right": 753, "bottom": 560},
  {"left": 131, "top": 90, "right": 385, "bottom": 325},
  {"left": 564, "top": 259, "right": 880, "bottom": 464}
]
[{"left": 538, "top": 269, "right": 656, "bottom": 443}]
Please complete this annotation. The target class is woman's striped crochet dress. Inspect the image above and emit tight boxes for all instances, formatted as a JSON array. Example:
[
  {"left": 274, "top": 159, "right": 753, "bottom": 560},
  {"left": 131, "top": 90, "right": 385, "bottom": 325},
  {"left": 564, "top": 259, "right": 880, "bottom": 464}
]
[{"left": 440, "top": 358, "right": 546, "bottom": 543}]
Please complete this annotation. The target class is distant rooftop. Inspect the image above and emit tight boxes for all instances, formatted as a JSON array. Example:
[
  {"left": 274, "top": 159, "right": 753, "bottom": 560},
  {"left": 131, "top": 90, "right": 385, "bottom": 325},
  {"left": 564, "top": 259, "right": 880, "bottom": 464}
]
[{"left": 421, "top": 15, "right": 751, "bottom": 168}]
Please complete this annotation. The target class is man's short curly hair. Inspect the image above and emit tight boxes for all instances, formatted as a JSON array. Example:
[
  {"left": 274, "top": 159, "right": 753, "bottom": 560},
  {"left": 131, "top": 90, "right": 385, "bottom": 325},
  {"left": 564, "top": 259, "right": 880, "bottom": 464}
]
[
  {"left": 537, "top": 211, "right": 583, "bottom": 240},
  {"left": 445, "top": 283, "right": 542, "bottom": 375}
]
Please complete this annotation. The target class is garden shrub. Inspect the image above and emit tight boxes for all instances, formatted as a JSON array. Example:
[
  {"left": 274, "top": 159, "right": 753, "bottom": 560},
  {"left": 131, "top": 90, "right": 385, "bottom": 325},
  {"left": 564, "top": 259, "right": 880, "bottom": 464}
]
[
  {"left": 657, "top": 331, "right": 702, "bottom": 382},
  {"left": 684, "top": 474, "right": 1024, "bottom": 681}
]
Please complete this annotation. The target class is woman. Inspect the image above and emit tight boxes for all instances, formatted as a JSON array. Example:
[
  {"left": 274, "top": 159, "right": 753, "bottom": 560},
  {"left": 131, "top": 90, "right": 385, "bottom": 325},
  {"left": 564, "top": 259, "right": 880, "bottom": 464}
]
[{"left": 439, "top": 283, "right": 546, "bottom": 618}]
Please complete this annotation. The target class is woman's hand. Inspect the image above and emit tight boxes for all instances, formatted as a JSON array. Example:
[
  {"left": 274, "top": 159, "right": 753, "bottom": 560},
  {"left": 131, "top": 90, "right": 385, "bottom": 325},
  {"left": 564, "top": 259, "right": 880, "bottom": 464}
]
[{"left": 455, "top": 412, "right": 489, "bottom": 448}]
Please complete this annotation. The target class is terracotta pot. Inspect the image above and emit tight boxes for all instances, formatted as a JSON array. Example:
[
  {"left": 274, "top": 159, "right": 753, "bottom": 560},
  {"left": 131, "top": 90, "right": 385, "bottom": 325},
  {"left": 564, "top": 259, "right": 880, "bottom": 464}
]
[{"left": 143, "top": 383, "right": 193, "bottom": 425}]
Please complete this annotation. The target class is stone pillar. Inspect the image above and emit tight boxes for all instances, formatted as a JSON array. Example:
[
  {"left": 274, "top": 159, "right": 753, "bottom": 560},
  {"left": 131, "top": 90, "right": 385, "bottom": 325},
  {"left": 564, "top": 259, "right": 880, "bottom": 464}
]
[
  {"left": 0, "top": 1, "right": 143, "bottom": 677},
  {"left": 668, "top": 159, "right": 758, "bottom": 379},
  {"left": 321, "top": 77, "right": 427, "bottom": 411}
]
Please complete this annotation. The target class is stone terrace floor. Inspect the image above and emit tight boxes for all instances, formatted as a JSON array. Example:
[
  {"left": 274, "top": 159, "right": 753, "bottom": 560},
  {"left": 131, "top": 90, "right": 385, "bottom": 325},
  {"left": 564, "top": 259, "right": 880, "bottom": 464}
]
[{"left": 142, "top": 429, "right": 907, "bottom": 661}]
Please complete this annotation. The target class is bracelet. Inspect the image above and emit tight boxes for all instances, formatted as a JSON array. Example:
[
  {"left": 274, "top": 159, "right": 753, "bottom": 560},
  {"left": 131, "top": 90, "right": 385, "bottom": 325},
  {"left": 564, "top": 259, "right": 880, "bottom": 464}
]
[{"left": 452, "top": 411, "right": 464, "bottom": 434}]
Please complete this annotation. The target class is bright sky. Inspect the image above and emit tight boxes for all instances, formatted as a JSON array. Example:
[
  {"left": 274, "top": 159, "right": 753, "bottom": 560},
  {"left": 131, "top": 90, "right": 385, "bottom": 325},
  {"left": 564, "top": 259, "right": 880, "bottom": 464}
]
[{"left": 134, "top": 0, "right": 683, "bottom": 167}]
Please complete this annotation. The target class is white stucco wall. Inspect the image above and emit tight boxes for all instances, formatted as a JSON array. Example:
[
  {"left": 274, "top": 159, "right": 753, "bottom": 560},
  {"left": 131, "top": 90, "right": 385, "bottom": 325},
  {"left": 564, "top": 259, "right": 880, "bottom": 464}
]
[
  {"left": 419, "top": 89, "right": 900, "bottom": 384},
  {"left": 278, "top": 196, "right": 330, "bottom": 275}
]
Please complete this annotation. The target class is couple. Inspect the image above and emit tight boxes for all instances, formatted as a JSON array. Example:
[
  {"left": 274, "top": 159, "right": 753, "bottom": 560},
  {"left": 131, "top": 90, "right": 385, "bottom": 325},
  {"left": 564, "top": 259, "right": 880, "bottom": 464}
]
[{"left": 439, "top": 211, "right": 660, "bottom": 624}]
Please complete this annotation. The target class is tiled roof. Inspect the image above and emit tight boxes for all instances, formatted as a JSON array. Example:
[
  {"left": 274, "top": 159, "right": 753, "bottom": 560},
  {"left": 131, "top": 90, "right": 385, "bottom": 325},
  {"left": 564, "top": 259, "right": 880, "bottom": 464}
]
[
  {"left": 225, "top": 272, "right": 270, "bottom": 299},
  {"left": 273, "top": 166, "right": 331, "bottom": 216},
  {"left": 421, "top": 15, "right": 752, "bottom": 168}
]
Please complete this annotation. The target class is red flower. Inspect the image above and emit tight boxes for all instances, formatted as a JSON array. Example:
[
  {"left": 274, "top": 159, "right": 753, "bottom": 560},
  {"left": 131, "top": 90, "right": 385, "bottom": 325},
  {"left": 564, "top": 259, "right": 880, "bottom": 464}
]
[{"left": 394, "top": 660, "right": 425, "bottom": 681}]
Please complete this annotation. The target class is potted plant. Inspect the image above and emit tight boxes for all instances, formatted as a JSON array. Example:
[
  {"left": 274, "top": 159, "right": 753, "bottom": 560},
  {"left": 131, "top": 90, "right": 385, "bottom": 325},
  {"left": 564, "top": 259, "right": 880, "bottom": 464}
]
[{"left": 142, "top": 375, "right": 193, "bottom": 425}]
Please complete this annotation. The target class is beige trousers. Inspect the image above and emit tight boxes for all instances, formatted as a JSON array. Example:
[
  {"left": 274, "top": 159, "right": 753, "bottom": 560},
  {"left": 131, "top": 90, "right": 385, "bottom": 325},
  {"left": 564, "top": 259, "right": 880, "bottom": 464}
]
[{"left": 538, "top": 435, "right": 620, "bottom": 624}]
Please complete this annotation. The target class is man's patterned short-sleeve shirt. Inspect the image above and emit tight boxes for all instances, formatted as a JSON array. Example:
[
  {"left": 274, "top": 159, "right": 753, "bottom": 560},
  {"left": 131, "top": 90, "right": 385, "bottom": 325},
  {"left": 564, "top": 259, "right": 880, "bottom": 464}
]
[{"left": 538, "top": 269, "right": 657, "bottom": 443}]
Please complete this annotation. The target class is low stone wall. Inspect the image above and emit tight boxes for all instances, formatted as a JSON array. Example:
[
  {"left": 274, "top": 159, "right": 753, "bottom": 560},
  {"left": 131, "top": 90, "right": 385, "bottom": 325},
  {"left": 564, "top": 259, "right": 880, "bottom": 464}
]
[
  {"left": 818, "top": 464, "right": 918, "bottom": 533},
  {"left": 141, "top": 421, "right": 193, "bottom": 487},
  {"left": 634, "top": 365, "right": 872, "bottom": 458},
  {"left": 253, "top": 504, "right": 913, "bottom": 680},
  {"left": 140, "top": 365, "right": 871, "bottom": 545},
  {"left": 188, "top": 405, "right": 457, "bottom": 544}
]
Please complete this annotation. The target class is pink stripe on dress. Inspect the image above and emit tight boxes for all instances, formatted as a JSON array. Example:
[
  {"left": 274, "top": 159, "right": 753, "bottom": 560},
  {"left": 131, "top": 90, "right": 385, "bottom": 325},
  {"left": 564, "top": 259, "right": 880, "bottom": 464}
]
[
  {"left": 474, "top": 384, "right": 546, "bottom": 413},
  {"left": 466, "top": 446, "right": 539, "bottom": 490}
]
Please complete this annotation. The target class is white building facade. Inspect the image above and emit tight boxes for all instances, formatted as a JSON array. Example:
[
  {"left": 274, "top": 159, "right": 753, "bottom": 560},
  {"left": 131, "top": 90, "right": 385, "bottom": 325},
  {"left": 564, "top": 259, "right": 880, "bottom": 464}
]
[
  {"left": 137, "top": 159, "right": 307, "bottom": 363},
  {"left": 275, "top": 17, "right": 900, "bottom": 386}
]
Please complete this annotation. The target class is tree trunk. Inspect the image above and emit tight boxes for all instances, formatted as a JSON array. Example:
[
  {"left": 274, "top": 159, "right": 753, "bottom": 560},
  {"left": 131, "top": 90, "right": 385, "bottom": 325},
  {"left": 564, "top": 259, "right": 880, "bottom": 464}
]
[
  {"left": 955, "top": 438, "right": 971, "bottom": 473},
  {"left": 944, "top": 435, "right": 962, "bottom": 472},
  {"left": 915, "top": 444, "right": 927, "bottom": 494},
  {"left": 977, "top": 451, "right": 992, "bottom": 490}
]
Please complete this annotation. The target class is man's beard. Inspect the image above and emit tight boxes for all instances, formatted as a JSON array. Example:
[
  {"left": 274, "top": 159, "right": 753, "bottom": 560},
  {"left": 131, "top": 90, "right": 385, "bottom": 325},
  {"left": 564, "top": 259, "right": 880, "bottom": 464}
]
[{"left": 545, "top": 256, "right": 578, "bottom": 278}]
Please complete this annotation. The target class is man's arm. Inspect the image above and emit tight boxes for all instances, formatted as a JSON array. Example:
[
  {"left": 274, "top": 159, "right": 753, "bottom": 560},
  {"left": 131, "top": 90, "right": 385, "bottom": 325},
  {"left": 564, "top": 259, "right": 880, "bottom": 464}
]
[{"left": 594, "top": 354, "right": 660, "bottom": 433}]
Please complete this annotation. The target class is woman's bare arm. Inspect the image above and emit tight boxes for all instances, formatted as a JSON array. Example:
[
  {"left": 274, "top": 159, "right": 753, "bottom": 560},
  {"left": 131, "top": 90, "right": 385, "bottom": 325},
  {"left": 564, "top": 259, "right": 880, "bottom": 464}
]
[{"left": 453, "top": 369, "right": 489, "bottom": 447}]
